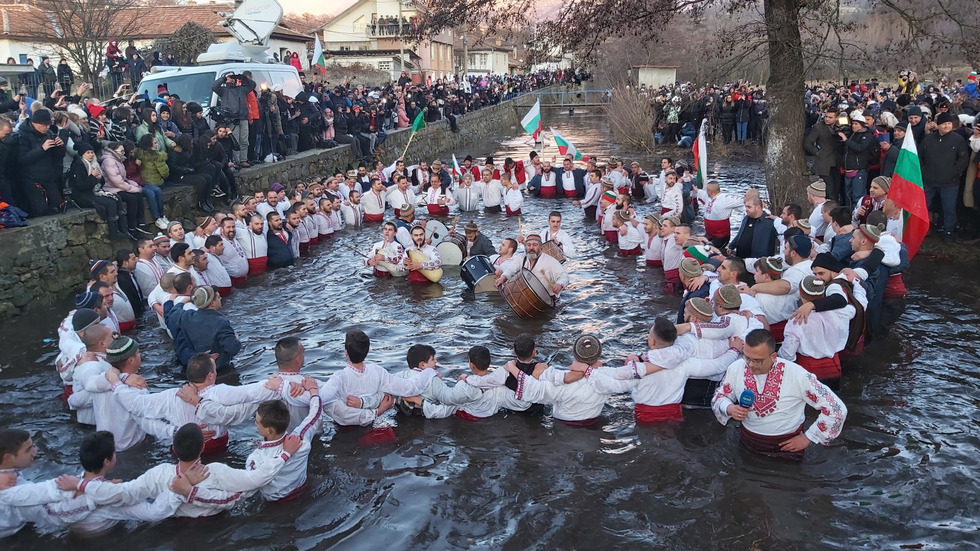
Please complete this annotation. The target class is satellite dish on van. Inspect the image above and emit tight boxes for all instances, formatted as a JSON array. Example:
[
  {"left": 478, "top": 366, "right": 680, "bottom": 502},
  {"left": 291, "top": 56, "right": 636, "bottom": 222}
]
[
  {"left": 218, "top": 0, "right": 283, "bottom": 46},
  {"left": 199, "top": 0, "right": 286, "bottom": 63}
]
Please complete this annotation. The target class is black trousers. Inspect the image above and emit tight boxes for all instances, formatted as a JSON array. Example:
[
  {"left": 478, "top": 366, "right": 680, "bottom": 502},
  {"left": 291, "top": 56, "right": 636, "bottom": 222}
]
[
  {"left": 116, "top": 191, "right": 144, "bottom": 229},
  {"left": 19, "top": 179, "right": 63, "bottom": 217}
]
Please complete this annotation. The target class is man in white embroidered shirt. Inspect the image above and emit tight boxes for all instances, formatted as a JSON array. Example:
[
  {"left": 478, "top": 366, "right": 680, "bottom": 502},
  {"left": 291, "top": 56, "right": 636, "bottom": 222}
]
[{"left": 711, "top": 329, "right": 847, "bottom": 461}]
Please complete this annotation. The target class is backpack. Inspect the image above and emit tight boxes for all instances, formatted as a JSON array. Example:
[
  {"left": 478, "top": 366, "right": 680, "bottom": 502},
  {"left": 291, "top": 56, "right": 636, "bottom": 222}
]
[
  {"left": 835, "top": 279, "right": 866, "bottom": 351},
  {"left": 0, "top": 202, "right": 28, "bottom": 229}
]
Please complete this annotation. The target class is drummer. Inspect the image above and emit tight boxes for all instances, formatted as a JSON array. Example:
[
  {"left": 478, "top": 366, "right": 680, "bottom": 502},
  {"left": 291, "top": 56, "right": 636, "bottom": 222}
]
[
  {"left": 454, "top": 221, "right": 495, "bottom": 259},
  {"left": 542, "top": 211, "right": 575, "bottom": 258},
  {"left": 404, "top": 225, "right": 443, "bottom": 284},
  {"left": 491, "top": 238, "right": 519, "bottom": 275},
  {"left": 364, "top": 222, "right": 406, "bottom": 278},
  {"left": 495, "top": 233, "right": 569, "bottom": 301}
]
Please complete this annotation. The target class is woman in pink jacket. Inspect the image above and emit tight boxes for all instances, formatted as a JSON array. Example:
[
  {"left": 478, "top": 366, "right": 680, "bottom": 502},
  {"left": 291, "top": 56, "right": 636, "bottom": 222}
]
[
  {"left": 101, "top": 141, "right": 151, "bottom": 235},
  {"left": 396, "top": 89, "right": 409, "bottom": 128}
]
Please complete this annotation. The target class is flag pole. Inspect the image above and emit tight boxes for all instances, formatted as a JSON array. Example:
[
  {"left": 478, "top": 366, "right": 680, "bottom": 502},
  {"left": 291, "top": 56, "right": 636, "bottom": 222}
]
[{"left": 401, "top": 132, "right": 416, "bottom": 158}]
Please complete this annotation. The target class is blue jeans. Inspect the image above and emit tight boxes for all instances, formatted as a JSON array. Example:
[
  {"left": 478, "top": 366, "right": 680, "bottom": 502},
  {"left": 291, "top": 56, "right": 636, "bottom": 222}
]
[
  {"left": 925, "top": 185, "right": 958, "bottom": 233},
  {"left": 142, "top": 184, "right": 164, "bottom": 219},
  {"left": 843, "top": 169, "right": 867, "bottom": 208},
  {"left": 736, "top": 121, "right": 748, "bottom": 142}
]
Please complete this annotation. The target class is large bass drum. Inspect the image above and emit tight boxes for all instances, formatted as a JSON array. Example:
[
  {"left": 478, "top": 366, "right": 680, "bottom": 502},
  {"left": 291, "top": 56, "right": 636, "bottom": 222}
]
[
  {"left": 499, "top": 268, "right": 555, "bottom": 319},
  {"left": 461, "top": 255, "right": 497, "bottom": 293},
  {"left": 425, "top": 220, "right": 450, "bottom": 246},
  {"left": 437, "top": 233, "right": 466, "bottom": 266}
]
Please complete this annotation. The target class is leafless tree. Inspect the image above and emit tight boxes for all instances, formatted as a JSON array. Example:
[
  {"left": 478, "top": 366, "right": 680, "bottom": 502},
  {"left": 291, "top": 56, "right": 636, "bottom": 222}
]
[{"left": 34, "top": 0, "right": 143, "bottom": 83}]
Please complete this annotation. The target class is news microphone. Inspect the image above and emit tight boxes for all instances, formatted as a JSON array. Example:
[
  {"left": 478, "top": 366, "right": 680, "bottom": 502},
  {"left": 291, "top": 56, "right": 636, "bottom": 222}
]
[{"left": 739, "top": 389, "right": 755, "bottom": 409}]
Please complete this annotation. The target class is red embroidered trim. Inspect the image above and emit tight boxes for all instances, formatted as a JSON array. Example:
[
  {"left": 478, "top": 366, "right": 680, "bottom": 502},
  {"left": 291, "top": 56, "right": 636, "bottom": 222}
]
[
  {"left": 743, "top": 361, "right": 785, "bottom": 418},
  {"left": 192, "top": 491, "right": 242, "bottom": 505},
  {"left": 516, "top": 371, "right": 526, "bottom": 401},
  {"left": 257, "top": 435, "right": 286, "bottom": 449}
]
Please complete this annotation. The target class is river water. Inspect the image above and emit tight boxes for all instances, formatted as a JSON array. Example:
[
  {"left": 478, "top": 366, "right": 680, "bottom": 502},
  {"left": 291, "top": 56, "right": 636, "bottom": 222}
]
[{"left": 2, "top": 110, "right": 978, "bottom": 550}]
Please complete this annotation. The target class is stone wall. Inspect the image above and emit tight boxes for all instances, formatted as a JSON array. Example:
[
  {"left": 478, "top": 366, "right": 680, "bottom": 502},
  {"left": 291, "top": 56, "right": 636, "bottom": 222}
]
[
  {"left": 0, "top": 210, "right": 113, "bottom": 318},
  {"left": 0, "top": 95, "right": 526, "bottom": 319}
]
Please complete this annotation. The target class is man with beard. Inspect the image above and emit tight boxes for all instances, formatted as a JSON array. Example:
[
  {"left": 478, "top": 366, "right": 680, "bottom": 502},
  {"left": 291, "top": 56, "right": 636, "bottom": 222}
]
[
  {"left": 342, "top": 190, "right": 364, "bottom": 228},
  {"left": 238, "top": 213, "right": 268, "bottom": 275},
  {"left": 554, "top": 156, "right": 587, "bottom": 198},
  {"left": 528, "top": 160, "right": 558, "bottom": 198},
  {"left": 214, "top": 217, "right": 248, "bottom": 285},
  {"left": 403, "top": 225, "right": 442, "bottom": 284},
  {"left": 265, "top": 212, "right": 293, "bottom": 270},
  {"left": 495, "top": 234, "right": 568, "bottom": 301}
]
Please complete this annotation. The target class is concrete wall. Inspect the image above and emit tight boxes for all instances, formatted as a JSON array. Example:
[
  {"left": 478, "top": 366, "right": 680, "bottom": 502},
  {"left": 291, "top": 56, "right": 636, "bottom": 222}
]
[
  {"left": 0, "top": 96, "right": 524, "bottom": 319},
  {"left": 0, "top": 211, "right": 113, "bottom": 318}
]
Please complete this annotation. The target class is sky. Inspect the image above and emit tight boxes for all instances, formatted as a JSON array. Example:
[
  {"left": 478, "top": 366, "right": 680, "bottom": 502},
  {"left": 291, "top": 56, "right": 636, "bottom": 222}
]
[{"left": 279, "top": 0, "right": 355, "bottom": 15}]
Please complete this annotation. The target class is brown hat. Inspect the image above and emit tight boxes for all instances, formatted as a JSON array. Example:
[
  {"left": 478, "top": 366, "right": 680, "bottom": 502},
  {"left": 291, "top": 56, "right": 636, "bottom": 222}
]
[
  {"left": 573, "top": 334, "right": 602, "bottom": 364},
  {"left": 858, "top": 223, "right": 882, "bottom": 243},
  {"left": 191, "top": 286, "right": 216, "bottom": 309},
  {"left": 644, "top": 213, "right": 661, "bottom": 226},
  {"left": 616, "top": 210, "right": 631, "bottom": 222},
  {"left": 679, "top": 257, "right": 703, "bottom": 279},
  {"left": 688, "top": 297, "right": 713, "bottom": 321},
  {"left": 806, "top": 179, "right": 827, "bottom": 198},
  {"left": 871, "top": 175, "right": 890, "bottom": 193},
  {"left": 525, "top": 233, "right": 542, "bottom": 243},
  {"left": 800, "top": 275, "right": 827, "bottom": 298},
  {"left": 714, "top": 284, "right": 742, "bottom": 310},
  {"left": 662, "top": 215, "right": 681, "bottom": 227},
  {"left": 464, "top": 221, "right": 479, "bottom": 234}
]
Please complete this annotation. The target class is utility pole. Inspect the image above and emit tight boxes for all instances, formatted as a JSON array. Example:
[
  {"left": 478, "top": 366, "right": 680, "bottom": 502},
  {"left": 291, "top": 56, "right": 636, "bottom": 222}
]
[
  {"left": 461, "top": 24, "right": 468, "bottom": 79},
  {"left": 398, "top": 0, "right": 405, "bottom": 81}
]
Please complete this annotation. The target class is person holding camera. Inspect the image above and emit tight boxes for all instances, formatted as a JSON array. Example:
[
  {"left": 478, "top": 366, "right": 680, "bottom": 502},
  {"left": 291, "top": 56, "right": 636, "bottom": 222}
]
[
  {"left": 211, "top": 73, "right": 255, "bottom": 167},
  {"left": 839, "top": 110, "right": 876, "bottom": 208},
  {"left": 9, "top": 108, "right": 66, "bottom": 216}
]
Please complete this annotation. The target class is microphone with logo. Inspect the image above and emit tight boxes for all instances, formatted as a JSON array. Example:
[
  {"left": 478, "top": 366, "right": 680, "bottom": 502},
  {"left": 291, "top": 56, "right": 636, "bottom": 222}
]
[{"left": 739, "top": 389, "right": 755, "bottom": 409}]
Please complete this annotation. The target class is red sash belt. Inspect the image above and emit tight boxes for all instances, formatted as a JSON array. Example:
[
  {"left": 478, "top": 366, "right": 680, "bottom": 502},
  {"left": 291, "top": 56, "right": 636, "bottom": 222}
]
[
  {"left": 661, "top": 207, "right": 671, "bottom": 215},
  {"left": 840, "top": 334, "right": 865, "bottom": 360},
  {"left": 646, "top": 259, "right": 663, "bottom": 267},
  {"left": 364, "top": 213, "right": 384, "bottom": 223},
  {"left": 539, "top": 186, "right": 557, "bottom": 198},
  {"left": 455, "top": 410, "right": 484, "bottom": 422},
  {"left": 769, "top": 320, "right": 787, "bottom": 343},
  {"left": 635, "top": 403, "right": 683, "bottom": 422},
  {"left": 604, "top": 230, "right": 619, "bottom": 243},
  {"left": 247, "top": 256, "right": 267, "bottom": 275},
  {"left": 309, "top": 236, "right": 319, "bottom": 246},
  {"left": 216, "top": 286, "right": 232, "bottom": 297},
  {"left": 273, "top": 482, "right": 308, "bottom": 503},
  {"left": 664, "top": 268, "right": 680, "bottom": 284},
  {"left": 372, "top": 268, "right": 393, "bottom": 279},
  {"left": 118, "top": 320, "right": 136, "bottom": 333},
  {"left": 63, "top": 385, "right": 73, "bottom": 402},
  {"left": 739, "top": 424, "right": 805, "bottom": 461},
  {"left": 617, "top": 186, "right": 630, "bottom": 196},
  {"left": 618, "top": 245, "right": 642, "bottom": 257},
  {"left": 704, "top": 217, "right": 731, "bottom": 238},
  {"left": 357, "top": 427, "right": 397, "bottom": 446},
  {"left": 230, "top": 276, "right": 247, "bottom": 286},
  {"left": 795, "top": 353, "right": 841, "bottom": 381},
  {"left": 427, "top": 204, "right": 450, "bottom": 216},
  {"left": 407, "top": 270, "right": 430, "bottom": 284},
  {"left": 884, "top": 273, "right": 906, "bottom": 298},
  {"left": 563, "top": 189, "right": 577, "bottom": 197},
  {"left": 201, "top": 433, "right": 229, "bottom": 455},
  {"left": 505, "top": 206, "right": 521, "bottom": 216},
  {"left": 559, "top": 417, "right": 598, "bottom": 427}
]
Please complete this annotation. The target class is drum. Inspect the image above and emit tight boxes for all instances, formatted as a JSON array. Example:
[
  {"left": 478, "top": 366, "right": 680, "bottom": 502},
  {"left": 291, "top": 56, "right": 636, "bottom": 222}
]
[
  {"left": 425, "top": 220, "right": 450, "bottom": 246},
  {"left": 461, "top": 255, "right": 497, "bottom": 293},
  {"left": 437, "top": 234, "right": 466, "bottom": 266},
  {"left": 499, "top": 268, "right": 554, "bottom": 319},
  {"left": 541, "top": 241, "right": 566, "bottom": 264}
]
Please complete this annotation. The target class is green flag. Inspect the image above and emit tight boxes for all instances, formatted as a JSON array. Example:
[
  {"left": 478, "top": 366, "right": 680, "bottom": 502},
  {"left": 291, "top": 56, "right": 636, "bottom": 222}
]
[{"left": 411, "top": 111, "right": 425, "bottom": 134}]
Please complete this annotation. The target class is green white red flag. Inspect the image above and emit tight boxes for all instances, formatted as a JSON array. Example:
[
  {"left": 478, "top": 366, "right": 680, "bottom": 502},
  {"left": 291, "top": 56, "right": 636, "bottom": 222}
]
[
  {"left": 312, "top": 34, "right": 326, "bottom": 74},
  {"left": 551, "top": 127, "right": 588, "bottom": 161},
  {"left": 888, "top": 128, "right": 929, "bottom": 258},
  {"left": 692, "top": 118, "right": 708, "bottom": 185},
  {"left": 521, "top": 99, "right": 541, "bottom": 140}
]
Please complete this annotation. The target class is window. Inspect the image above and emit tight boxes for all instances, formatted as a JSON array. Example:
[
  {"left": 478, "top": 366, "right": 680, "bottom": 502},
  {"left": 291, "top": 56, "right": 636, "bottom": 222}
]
[
  {"left": 378, "top": 61, "right": 391, "bottom": 71},
  {"left": 138, "top": 71, "right": 217, "bottom": 107}
]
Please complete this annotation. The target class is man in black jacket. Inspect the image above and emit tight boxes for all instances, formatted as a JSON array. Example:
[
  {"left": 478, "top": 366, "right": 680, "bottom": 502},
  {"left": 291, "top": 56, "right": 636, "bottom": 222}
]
[
  {"left": 839, "top": 113, "right": 876, "bottom": 208},
  {"left": 211, "top": 73, "right": 255, "bottom": 165},
  {"left": 729, "top": 195, "right": 778, "bottom": 259},
  {"left": 9, "top": 108, "right": 65, "bottom": 216},
  {"left": 461, "top": 221, "right": 495, "bottom": 259},
  {"left": 265, "top": 211, "right": 294, "bottom": 270},
  {"left": 115, "top": 249, "right": 146, "bottom": 318},
  {"left": 804, "top": 107, "right": 843, "bottom": 204},
  {"left": 880, "top": 122, "right": 907, "bottom": 178},
  {"left": 920, "top": 112, "right": 970, "bottom": 241}
]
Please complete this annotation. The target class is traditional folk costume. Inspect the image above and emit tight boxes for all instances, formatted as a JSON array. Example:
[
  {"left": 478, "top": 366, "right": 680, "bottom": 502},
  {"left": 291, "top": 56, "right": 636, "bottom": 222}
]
[
  {"left": 662, "top": 236, "right": 684, "bottom": 288},
  {"left": 428, "top": 368, "right": 533, "bottom": 420},
  {"left": 392, "top": 368, "right": 482, "bottom": 416},
  {"left": 660, "top": 182, "right": 684, "bottom": 218},
  {"left": 247, "top": 395, "right": 322, "bottom": 502},
  {"left": 134, "top": 257, "right": 164, "bottom": 303},
  {"left": 364, "top": 238, "right": 405, "bottom": 278},
  {"left": 512, "top": 367, "right": 608, "bottom": 426},
  {"left": 423, "top": 185, "right": 454, "bottom": 216},
  {"left": 217, "top": 237, "right": 248, "bottom": 286},
  {"left": 580, "top": 180, "right": 601, "bottom": 221},
  {"left": 504, "top": 187, "right": 523, "bottom": 216},
  {"left": 0, "top": 472, "right": 73, "bottom": 537},
  {"left": 482, "top": 179, "right": 504, "bottom": 212},
  {"left": 237, "top": 228, "right": 268, "bottom": 275},
  {"left": 696, "top": 189, "right": 743, "bottom": 249},
  {"left": 386, "top": 187, "right": 417, "bottom": 217},
  {"left": 406, "top": 242, "right": 442, "bottom": 284},
  {"left": 536, "top": 170, "right": 558, "bottom": 198},
  {"left": 543, "top": 227, "right": 575, "bottom": 259},
  {"left": 711, "top": 358, "right": 847, "bottom": 460},
  {"left": 617, "top": 220, "right": 643, "bottom": 256},
  {"left": 642, "top": 230, "right": 665, "bottom": 267},
  {"left": 600, "top": 202, "right": 618, "bottom": 243},
  {"left": 363, "top": 189, "right": 387, "bottom": 223},
  {"left": 454, "top": 184, "right": 482, "bottom": 212},
  {"left": 342, "top": 202, "right": 364, "bottom": 228}
]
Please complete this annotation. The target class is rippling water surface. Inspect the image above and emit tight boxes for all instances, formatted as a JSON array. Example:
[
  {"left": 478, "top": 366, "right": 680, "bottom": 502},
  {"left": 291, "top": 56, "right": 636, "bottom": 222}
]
[{"left": 2, "top": 111, "right": 978, "bottom": 550}]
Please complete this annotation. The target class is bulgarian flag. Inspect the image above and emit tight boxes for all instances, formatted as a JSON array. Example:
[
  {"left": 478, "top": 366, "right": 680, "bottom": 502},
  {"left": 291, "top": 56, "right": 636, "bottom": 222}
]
[
  {"left": 521, "top": 99, "right": 541, "bottom": 141},
  {"left": 692, "top": 118, "right": 708, "bottom": 185},
  {"left": 551, "top": 127, "right": 589, "bottom": 162},
  {"left": 452, "top": 154, "right": 462, "bottom": 181},
  {"left": 889, "top": 129, "right": 929, "bottom": 258},
  {"left": 312, "top": 34, "right": 326, "bottom": 74}
]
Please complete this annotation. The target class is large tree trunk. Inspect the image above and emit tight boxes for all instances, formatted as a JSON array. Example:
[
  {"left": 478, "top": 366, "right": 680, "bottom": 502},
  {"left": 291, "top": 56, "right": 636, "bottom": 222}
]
[{"left": 762, "top": 0, "right": 808, "bottom": 208}]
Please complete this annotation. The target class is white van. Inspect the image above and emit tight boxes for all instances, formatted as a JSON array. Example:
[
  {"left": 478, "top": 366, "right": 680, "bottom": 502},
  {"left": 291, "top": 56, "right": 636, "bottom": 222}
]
[{"left": 137, "top": 63, "right": 303, "bottom": 115}]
